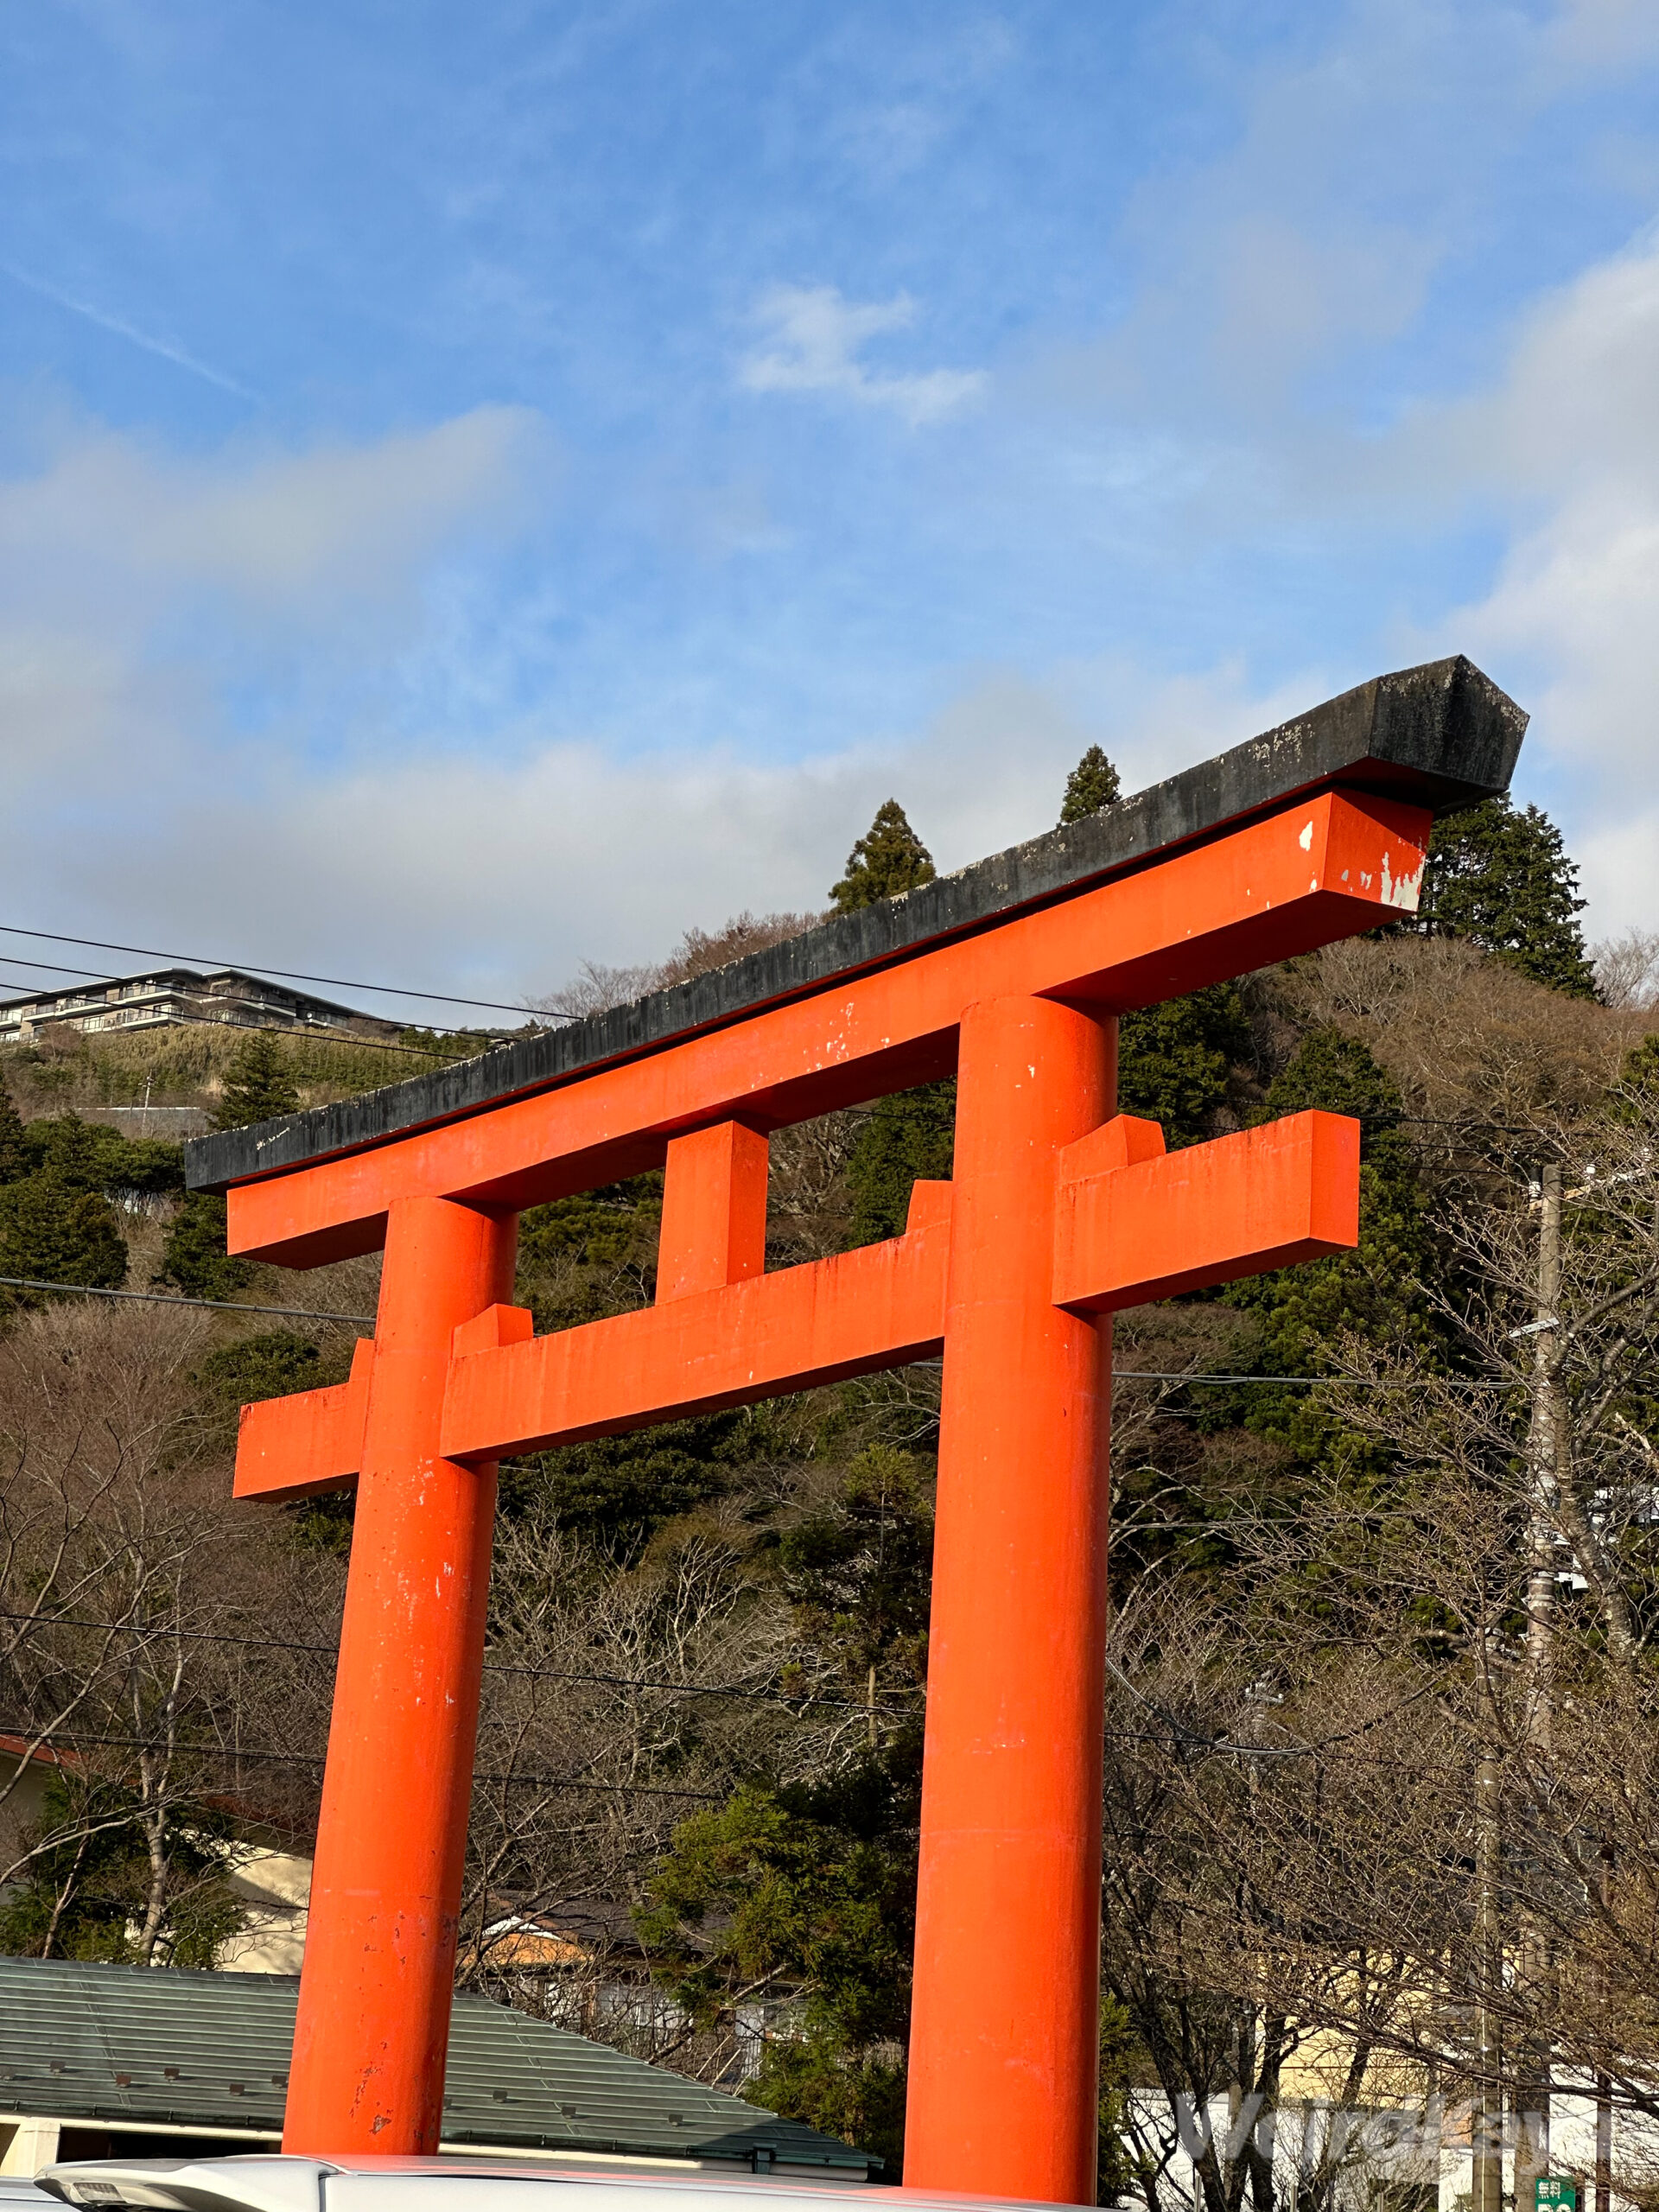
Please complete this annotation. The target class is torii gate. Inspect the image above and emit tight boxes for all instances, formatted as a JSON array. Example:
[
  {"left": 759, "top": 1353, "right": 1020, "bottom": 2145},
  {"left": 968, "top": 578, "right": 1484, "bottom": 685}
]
[{"left": 188, "top": 656, "right": 1524, "bottom": 2208}]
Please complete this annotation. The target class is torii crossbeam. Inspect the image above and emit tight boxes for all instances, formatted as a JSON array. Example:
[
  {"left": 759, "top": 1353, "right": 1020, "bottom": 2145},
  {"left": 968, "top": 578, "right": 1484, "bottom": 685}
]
[{"left": 187, "top": 657, "right": 1525, "bottom": 2205}]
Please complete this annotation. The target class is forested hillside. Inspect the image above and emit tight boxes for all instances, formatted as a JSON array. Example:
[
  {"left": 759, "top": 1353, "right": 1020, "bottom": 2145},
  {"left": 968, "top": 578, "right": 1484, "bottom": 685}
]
[{"left": 3, "top": 775, "right": 1659, "bottom": 2200}]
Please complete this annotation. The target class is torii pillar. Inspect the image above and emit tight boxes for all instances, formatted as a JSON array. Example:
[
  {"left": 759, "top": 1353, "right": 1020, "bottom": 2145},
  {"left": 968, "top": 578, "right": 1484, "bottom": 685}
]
[{"left": 190, "top": 658, "right": 1527, "bottom": 2203}]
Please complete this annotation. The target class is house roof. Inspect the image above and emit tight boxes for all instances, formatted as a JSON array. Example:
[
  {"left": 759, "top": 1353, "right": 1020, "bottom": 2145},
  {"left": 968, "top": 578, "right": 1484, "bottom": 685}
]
[
  {"left": 0, "top": 1960, "right": 872, "bottom": 2177},
  {"left": 186, "top": 653, "right": 1526, "bottom": 1194}
]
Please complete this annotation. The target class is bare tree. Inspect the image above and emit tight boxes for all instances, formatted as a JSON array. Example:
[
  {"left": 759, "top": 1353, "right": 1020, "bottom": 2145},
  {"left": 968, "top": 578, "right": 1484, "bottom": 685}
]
[{"left": 0, "top": 1301, "right": 340, "bottom": 1957}]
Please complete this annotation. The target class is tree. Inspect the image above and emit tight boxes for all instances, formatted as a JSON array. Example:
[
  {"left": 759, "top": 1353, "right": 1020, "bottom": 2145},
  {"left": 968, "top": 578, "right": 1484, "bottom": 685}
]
[
  {"left": 213, "top": 1032, "right": 301, "bottom": 1130},
  {"left": 639, "top": 1447, "right": 933, "bottom": 2172},
  {"left": 780, "top": 1445, "right": 934, "bottom": 1707},
  {"left": 151, "top": 1036, "right": 301, "bottom": 1303},
  {"left": 1225, "top": 1028, "right": 1440, "bottom": 1474},
  {"left": 1061, "top": 744, "right": 1122, "bottom": 823},
  {"left": 21, "top": 1115, "right": 182, "bottom": 1198},
  {"left": 844, "top": 1088, "right": 956, "bottom": 1247},
  {"left": 1417, "top": 798, "right": 1598, "bottom": 1000},
  {"left": 155, "top": 1194, "right": 252, "bottom": 1303},
  {"left": 1118, "top": 986, "right": 1250, "bottom": 1150},
  {"left": 0, "top": 1109, "right": 144, "bottom": 1311},
  {"left": 0, "top": 1768, "right": 243, "bottom": 1967},
  {"left": 0, "top": 1074, "right": 26, "bottom": 1184},
  {"left": 0, "top": 1300, "right": 338, "bottom": 1962},
  {"left": 830, "top": 802, "right": 936, "bottom": 913},
  {"left": 0, "top": 1173, "right": 128, "bottom": 1302},
  {"left": 509, "top": 1411, "right": 756, "bottom": 1559},
  {"left": 639, "top": 1770, "right": 915, "bottom": 2172}
]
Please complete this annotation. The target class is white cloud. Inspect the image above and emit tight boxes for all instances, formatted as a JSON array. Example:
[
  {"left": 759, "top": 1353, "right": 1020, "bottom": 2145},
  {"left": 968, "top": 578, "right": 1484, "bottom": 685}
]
[
  {"left": 0, "top": 404, "right": 549, "bottom": 628},
  {"left": 0, "top": 400, "right": 1298, "bottom": 1014},
  {"left": 1422, "top": 229, "right": 1659, "bottom": 931},
  {"left": 740, "top": 285, "right": 987, "bottom": 428},
  {"left": 54, "top": 653, "right": 1299, "bottom": 1017},
  {"left": 1546, "top": 0, "right": 1659, "bottom": 68}
]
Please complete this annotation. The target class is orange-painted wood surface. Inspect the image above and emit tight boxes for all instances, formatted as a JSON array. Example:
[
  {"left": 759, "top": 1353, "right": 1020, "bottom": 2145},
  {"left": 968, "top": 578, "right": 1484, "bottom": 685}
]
[
  {"left": 226, "top": 791, "right": 1426, "bottom": 1267},
  {"left": 219, "top": 783, "right": 1409, "bottom": 2185},
  {"left": 234, "top": 1337, "right": 374, "bottom": 1502},
  {"left": 1054, "top": 1108, "right": 1361, "bottom": 1311}
]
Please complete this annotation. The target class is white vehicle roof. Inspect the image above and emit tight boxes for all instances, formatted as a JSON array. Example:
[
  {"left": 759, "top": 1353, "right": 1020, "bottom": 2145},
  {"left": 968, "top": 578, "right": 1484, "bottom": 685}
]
[{"left": 39, "top": 2156, "right": 1084, "bottom": 2212}]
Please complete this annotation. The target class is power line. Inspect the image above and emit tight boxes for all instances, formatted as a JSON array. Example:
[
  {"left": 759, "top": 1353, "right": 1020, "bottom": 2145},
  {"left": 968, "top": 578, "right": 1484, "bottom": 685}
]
[
  {"left": 1112, "top": 1369, "right": 1523, "bottom": 1389},
  {"left": 0, "top": 1611, "right": 908, "bottom": 1715},
  {"left": 0, "top": 922, "right": 568, "bottom": 1021},
  {"left": 5, "top": 1280, "right": 1533, "bottom": 1388},
  {"left": 0, "top": 957, "right": 497, "bottom": 1052},
  {"left": 0, "top": 985, "right": 505, "bottom": 1059},
  {"left": 913, "top": 1357, "right": 1522, "bottom": 1389},
  {"left": 1104, "top": 1653, "right": 1440, "bottom": 1760},
  {"left": 156, "top": 1010, "right": 499, "bottom": 1059},
  {"left": 0, "top": 1276, "right": 373, "bottom": 1324},
  {"left": 0, "top": 1727, "right": 722, "bottom": 1799}
]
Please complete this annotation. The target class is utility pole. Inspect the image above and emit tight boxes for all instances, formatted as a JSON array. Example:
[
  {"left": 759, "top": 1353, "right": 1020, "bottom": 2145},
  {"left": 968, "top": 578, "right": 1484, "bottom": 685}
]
[
  {"left": 1516, "top": 1163, "right": 1562, "bottom": 2212},
  {"left": 1596, "top": 1844, "right": 1613, "bottom": 2212},
  {"left": 1524, "top": 1161, "right": 1562, "bottom": 1750},
  {"left": 1473, "top": 1734, "right": 1503, "bottom": 2212}
]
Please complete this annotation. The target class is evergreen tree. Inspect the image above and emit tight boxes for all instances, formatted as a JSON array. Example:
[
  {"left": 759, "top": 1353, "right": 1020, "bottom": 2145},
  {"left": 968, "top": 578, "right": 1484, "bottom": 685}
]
[
  {"left": 639, "top": 1446, "right": 933, "bottom": 2175},
  {"left": 1059, "top": 743, "right": 1122, "bottom": 823},
  {"left": 1225, "top": 1029, "right": 1439, "bottom": 1469},
  {"left": 845, "top": 1086, "right": 956, "bottom": 1246},
  {"left": 1622, "top": 1033, "right": 1659, "bottom": 1103},
  {"left": 22, "top": 1116, "right": 182, "bottom": 1198},
  {"left": 0, "top": 1074, "right": 26, "bottom": 1184},
  {"left": 0, "top": 1170, "right": 128, "bottom": 1302},
  {"left": 830, "top": 802, "right": 936, "bottom": 914},
  {"left": 213, "top": 1032, "right": 301, "bottom": 1130},
  {"left": 639, "top": 1769, "right": 913, "bottom": 2171},
  {"left": 509, "top": 1410, "right": 754, "bottom": 1559},
  {"left": 1418, "top": 797, "right": 1598, "bottom": 999},
  {"left": 780, "top": 1445, "right": 934, "bottom": 1696},
  {"left": 155, "top": 1192, "right": 253, "bottom": 1303},
  {"left": 153, "top": 1035, "right": 302, "bottom": 1304},
  {"left": 1117, "top": 984, "right": 1251, "bottom": 1149}
]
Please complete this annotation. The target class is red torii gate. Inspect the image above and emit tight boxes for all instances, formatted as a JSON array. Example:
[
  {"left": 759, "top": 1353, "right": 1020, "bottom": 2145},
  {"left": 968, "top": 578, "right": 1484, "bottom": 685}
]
[{"left": 188, "top": 657, "right": 1524, "bottom": 2208}]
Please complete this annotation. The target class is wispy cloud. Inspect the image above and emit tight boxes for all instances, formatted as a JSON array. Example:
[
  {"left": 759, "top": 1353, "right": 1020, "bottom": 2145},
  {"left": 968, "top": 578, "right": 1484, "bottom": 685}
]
[
  {"left": 740, "top": 285, "right": 986, "bottom": 428},
  {"left": 1, "top": 263, "right": 254, "bottom": 398}
]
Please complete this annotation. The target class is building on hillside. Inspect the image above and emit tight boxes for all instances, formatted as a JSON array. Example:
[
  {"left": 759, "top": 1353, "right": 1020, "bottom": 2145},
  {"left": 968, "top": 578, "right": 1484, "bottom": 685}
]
[
  {"left": 0, "top": 969, "right": 398, "bottom": 1046},
  {"left": 0, "top": 1958, "right": 875, "bottom": 2181}
]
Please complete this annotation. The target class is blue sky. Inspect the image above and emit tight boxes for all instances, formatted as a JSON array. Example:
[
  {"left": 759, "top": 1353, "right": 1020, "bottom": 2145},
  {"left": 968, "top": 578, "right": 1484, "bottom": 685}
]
[{"left": 3, "top": 1, "right": 1658, "bottom": 1020}]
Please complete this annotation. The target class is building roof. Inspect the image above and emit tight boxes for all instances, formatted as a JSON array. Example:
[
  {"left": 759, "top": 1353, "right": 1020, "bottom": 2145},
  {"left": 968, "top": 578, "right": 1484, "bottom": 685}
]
[
  {"left": 187, "top": 653, "right": 1526, "bottom": 1194},
  {"left": 0, "top": 1961, "right": 871, "bottom": 2177}
]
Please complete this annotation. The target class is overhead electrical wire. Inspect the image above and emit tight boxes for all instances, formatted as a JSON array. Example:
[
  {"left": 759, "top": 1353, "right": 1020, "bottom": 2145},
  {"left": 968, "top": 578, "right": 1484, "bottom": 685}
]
[
  {"left": 0, "top": 921, "right": 567, "bottom": 1021},
  {"left": 1104, "top": 1654, "right": 1441, "bottom": 1761},
  {"left": 0, "top": 1727, "right": 723, "bottom": 1799},
  {"left": 2, "top": 1275, "right": 1540, "bottom": 1389},
  {"left": 142, "top": 1010, "right": 503, "bottom": 1060},
  {"left": 1, "top": 1279, "right": 1541, "bottom": 1388},
  {"left": 0, "top": 1276, "right": 372, "bottom": 1322},
  {"left": 0, "top": 1610, "right": 909, "bottom": 1716},
  {"left": 0, "top": 963, "right": 507, "bottom": 1059}
]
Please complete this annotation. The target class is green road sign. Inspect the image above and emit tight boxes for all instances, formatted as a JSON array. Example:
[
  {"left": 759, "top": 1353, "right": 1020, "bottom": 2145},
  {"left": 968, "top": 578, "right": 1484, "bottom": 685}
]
[{"left": 1537, "top": 2179, "right": 1579, "bottom": 2212}]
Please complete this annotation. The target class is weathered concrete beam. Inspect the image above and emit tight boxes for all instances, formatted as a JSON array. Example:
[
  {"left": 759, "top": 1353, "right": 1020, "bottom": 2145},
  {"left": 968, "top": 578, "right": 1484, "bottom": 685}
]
[{"left": 187, "top": 653, "right": 1525, "bottom": 1192}]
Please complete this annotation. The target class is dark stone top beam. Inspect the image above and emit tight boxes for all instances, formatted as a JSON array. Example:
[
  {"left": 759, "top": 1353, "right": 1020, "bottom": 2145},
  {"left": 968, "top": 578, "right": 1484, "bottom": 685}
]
[{"left": 187, "top": 654, "right": 1526, "bottom": 1192}]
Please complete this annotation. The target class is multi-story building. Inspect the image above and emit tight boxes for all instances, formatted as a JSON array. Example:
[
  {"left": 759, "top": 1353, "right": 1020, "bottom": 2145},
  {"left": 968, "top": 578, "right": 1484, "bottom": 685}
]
[{"left": 0, "top": 968, "right": 397, "bottom": 1045}]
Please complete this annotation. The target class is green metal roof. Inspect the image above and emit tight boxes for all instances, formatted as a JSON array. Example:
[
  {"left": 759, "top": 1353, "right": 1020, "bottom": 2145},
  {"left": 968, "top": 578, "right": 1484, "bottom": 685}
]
[{"left": 0, "top": 1961, "right": 872, "bottom": 2177}]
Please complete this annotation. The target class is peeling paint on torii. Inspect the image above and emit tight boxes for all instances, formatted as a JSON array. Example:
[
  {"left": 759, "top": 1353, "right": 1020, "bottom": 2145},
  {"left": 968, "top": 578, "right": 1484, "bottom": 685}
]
[{"left": 187, "top": 656, "right": 1526, "bottom": 2208}]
